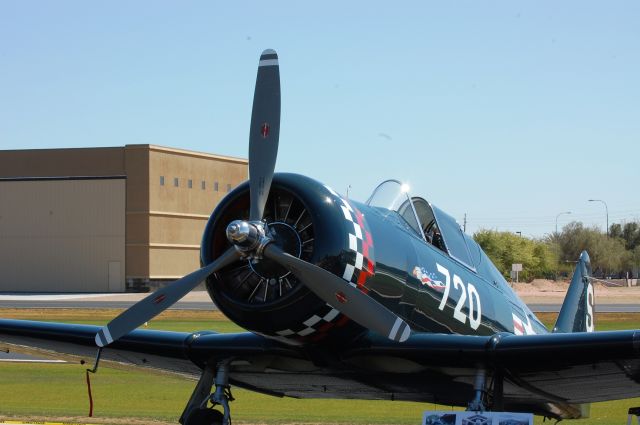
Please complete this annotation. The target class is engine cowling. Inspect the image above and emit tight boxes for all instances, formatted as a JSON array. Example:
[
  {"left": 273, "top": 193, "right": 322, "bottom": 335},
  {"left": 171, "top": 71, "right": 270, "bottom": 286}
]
[{"left": 201, "top": 173, "right": 373, "bottom": 344}]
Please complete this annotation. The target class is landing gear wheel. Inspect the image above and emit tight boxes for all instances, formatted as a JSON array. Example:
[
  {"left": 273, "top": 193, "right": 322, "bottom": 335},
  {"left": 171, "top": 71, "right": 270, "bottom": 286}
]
[
  {"left": 180, "top": 362, "right": 232, "bottom": 425},
  {"left": 184, "top": 408, "right": 224, "bottom": 425}
]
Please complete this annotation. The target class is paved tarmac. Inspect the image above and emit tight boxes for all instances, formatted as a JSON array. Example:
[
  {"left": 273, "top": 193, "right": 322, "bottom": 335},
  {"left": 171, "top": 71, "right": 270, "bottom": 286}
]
[
  {"left": 0, "top": 292, "right": 638, "bottom": 312},
  {"left": 0, "top": 291, "right": 217, "bottom": 310},
  {"left": 528, "top": 303, "right": 640, "bottom": 313},
  {"left": 0, "top": 351, "right": 66, "bottom": 363},
  {"left": 0, "top": 300, "right": 217, "bottom": 310}
]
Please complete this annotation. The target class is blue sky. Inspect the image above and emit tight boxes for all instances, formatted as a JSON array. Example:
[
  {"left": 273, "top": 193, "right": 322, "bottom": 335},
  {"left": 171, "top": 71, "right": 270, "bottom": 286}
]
[{"left": 1, "top": 1, "right": 638, "bottom": 237}]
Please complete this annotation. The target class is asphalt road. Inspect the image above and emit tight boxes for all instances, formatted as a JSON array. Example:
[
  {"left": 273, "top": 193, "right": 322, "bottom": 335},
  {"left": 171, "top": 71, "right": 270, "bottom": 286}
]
[
  {"left": 0, "top": 350, "right": 66, "bottom": 363},
  {"left": 527, "top": 304, "right": 640, "bottom": 313},
  {"left": 0, "top": 300, "right": 217, "bottom": 310}
]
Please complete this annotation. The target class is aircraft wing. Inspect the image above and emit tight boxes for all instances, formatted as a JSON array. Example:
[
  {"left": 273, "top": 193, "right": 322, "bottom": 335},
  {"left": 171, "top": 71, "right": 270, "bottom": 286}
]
[
  {"left": 3, "top": 319, "right": 640, "bottom": 419},
  {"left": 344, "top": 330, "right": 640, "bottom": 418},
  {"left": 0, "top": 319, "right": 300, "bottom": 380}
]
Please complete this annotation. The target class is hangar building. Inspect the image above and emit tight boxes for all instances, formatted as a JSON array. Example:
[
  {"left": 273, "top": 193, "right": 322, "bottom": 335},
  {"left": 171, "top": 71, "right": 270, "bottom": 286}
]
[{"left": 0, "top": 145, "right": 247, "bottom": 293}]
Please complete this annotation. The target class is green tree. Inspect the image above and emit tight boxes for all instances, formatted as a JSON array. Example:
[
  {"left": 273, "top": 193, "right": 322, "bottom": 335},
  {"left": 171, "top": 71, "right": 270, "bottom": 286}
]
[
  {"left": 555, "top": 221, "right": 628, "bottom": 276},
  {"left": 610, "top": 223, "right": 623, "bottom": 239},
  {"left": 622, "top": 222, "right": 640, "bottom": 250},
  {"left": 473, "top": 230, "right": 556, "bottom": 281}
]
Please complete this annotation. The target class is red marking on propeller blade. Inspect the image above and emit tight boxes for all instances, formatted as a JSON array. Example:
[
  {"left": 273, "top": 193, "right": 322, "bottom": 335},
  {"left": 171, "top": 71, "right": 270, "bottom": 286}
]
[
  {"left": 260, "top": 122, "right": 270, "bottom": 138},
  {"left": 335, "top": 291, "right": 347, "bottom": 304},
  {"left": 153, "top": 294, "right": 167, "bottom": 305}
]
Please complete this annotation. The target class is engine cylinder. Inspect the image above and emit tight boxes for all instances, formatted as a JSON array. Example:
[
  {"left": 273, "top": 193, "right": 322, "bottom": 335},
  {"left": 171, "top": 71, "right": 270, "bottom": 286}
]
[{"left": 201, "top": 173, "right": 364, "bottom": 344}]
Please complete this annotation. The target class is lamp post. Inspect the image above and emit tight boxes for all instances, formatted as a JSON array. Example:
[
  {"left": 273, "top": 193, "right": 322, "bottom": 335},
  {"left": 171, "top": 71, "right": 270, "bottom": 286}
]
[
  {"left": 588, "top": 199, "right": 609, "bottom": 237},
  {"left": 555, "top": 211, "right": 572, "bottom": 234}
]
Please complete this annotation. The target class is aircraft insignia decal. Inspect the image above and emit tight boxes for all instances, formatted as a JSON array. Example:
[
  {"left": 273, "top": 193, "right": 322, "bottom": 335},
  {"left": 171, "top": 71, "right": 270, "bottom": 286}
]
[
  {"left": 512, "top": 312, "right": 536, "bottom": 335},
  {"left": 412, "top": 266, "right": 446, "bottom": 292}
]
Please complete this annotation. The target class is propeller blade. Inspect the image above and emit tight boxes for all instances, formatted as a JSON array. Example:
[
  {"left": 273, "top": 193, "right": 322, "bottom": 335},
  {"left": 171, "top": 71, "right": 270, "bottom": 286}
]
[
  {"left": 262, "top": 244, "right": 411, "bottom": 342},
  {"left": 249, "top": 49, "right": 281, "bottom": 221},
  {"left": 95, "top": 247, "right": 240, "bottom": 347}
]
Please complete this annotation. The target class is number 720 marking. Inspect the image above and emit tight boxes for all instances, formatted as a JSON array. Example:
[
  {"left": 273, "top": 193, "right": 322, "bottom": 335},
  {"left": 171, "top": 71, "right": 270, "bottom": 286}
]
[{"left": 436, "top": 263, "right": 482, "bottom": 330}]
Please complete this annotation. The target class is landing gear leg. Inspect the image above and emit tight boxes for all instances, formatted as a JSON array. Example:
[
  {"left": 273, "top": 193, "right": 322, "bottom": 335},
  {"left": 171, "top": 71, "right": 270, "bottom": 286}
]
[
  {"left": 467, "top": 366, "right": 487, "bottom": 412},
  {"left": 209, "top": 362, "right": 234, "bottom": 425},
  {"left": 492, "top": 368, "right": 504, "bottom": 411},
  {"left": 180, "top": 361, "right": 233, "bottom": 425}
]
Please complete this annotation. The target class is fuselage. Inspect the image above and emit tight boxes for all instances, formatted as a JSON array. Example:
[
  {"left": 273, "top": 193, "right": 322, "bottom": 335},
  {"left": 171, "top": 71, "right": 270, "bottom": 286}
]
[
  {"left": 201, "top": 173, "right": 547, "bottom": 345},
  {"left": 355, "top": 194, "right": 547, "bottom": 337}
]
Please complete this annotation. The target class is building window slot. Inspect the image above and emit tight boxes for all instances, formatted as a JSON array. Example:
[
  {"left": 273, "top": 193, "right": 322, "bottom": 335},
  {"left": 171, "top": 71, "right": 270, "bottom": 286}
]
[
  {"left": 160, "top": 176, "right": 165, "bottom": 186},
  {"left": 227, "top": 184, "right": 232, "bottom": 192},
  {"left": 214, "top": 182, "right": 219, "bottom": 192},
  {"left": 174, "top": 177, "right": 179, "bottom": 187},
  {"left": 201, "top": 181, "right": 206, "bottom": 190},
  {"left": 188, "top": 179, "right": 193, "bottom": 189}
]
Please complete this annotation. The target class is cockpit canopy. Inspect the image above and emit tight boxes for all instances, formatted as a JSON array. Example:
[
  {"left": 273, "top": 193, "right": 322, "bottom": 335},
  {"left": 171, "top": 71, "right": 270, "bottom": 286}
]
[{"left": 367, "top": 180, "right": 478, "bottom": 271}]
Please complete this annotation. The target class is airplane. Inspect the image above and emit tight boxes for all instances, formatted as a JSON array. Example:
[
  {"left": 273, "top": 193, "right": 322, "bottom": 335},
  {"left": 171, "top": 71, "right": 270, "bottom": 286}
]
[{"left": 2, "top": 49, "right": 640, "bottom": 425}]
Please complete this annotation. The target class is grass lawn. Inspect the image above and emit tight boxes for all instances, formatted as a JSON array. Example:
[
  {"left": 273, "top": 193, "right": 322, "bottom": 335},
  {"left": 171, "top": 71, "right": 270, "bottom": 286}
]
[{"left": 2, "top": 309, "right": 640, "bottom": 424}]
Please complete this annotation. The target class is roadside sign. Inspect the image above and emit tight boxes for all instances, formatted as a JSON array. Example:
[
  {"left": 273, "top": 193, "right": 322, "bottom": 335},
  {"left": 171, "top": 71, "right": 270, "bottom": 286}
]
[{"left": 423, "top": 410, "right": 532, "bottom": 425}]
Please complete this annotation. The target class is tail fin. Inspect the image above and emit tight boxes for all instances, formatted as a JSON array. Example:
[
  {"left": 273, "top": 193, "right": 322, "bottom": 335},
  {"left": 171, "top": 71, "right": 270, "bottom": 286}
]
[{"left": 553, "top": 251, "right": 595, "bottom": 333}]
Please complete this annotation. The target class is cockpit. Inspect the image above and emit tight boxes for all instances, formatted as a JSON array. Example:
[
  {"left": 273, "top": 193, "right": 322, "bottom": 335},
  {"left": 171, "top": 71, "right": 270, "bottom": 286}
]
[{"left": 366, "top": 180, "right": 478, "bottom": 271}]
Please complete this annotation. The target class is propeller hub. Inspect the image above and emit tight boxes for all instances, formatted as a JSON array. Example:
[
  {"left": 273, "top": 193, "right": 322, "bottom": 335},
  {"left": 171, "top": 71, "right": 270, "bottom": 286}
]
[
  {"left": 227, "top": 221, "right": 252, "bottom": 242},
  {"left": 226, "top": 220, "right": 270, "bottom": 255},
  {"left": 250, "top": 221, "right": 302, "bottom": 280}
]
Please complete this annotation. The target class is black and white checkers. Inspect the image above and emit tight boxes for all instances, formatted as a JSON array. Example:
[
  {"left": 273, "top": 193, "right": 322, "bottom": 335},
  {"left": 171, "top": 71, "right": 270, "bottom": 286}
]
[{"left": 273, "top": 185, "right": 376, "bottom": 341}]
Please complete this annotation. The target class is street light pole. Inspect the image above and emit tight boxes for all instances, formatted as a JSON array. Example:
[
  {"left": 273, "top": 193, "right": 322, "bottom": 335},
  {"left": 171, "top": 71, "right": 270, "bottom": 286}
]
[
  {"left": 555, "top": 211, "right": 572, "bottom": 234},
  {"left": 588, "top": 199, "right": 609, "bottom": 237}
]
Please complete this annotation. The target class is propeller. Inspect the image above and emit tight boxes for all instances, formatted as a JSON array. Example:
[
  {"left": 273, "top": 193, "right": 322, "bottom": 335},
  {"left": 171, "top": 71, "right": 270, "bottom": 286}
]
[
  {"left": 95, "top": 247, "right": 239, "bottom": 347},
  {"left": 95, "top": 49, "right": 411, "bottom": 347},
  {"left": 262, "top": 244, "right": 411, "bottom": 342},
  {"left": 249, "top": 49, "right": 280, "bottom": 221}
]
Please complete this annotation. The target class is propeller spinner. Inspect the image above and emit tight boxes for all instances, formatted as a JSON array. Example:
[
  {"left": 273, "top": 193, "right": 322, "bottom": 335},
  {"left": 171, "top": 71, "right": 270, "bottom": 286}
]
[{"left": 95, "top": 49, "right": 411, "bottom": 348}]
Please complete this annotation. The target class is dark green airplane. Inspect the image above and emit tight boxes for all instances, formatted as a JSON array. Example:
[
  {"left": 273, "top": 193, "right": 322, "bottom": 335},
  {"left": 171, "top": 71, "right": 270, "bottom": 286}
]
[{"left": 1, "top": 50, "right": 636, "bottom": 425}]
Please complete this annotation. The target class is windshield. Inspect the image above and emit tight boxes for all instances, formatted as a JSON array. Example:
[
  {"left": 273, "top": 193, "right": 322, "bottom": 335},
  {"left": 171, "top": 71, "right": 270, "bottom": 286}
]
[{"left": 366, "top": 180, "right": 424, "bottom": 238}]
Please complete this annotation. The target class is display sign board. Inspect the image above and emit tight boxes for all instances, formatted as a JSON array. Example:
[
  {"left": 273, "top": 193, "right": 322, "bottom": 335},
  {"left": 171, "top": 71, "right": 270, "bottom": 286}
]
[
  {"left": 512, "top": 263, "right": 523, "bottom": 272},
  {"left": 422, "top": 410, "right": 533, "bottom": 425}
]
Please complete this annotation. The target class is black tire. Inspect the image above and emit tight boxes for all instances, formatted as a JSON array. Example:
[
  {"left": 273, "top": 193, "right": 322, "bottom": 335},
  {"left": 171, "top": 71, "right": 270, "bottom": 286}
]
[{"left": 184, "top": 408, "right": 224, "bottom": 425}]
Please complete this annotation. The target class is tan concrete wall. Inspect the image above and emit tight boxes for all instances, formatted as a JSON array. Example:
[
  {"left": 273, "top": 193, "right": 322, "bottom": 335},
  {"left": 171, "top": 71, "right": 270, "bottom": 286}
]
[
  {"left": 0, "top": 144, "right": 248, "bottom": 285},
  {"left": 149, "top": 247, "right": 202, "bottom": 279},
  {"left": 0, "top": 179, "right": 126, "bottom": 292},
  {"left": 123, "top": 146, "right": 150, "bottom": 279},
  {"left": 148, "top": 145, "right": 247, "bottom": 215},
  {"left": 0, "top": 147, "right": 125, "bottom": 178},
  {"left": 146, "top": 146, "right": 247, "bottom": 279},
  {"left": 149, "top": 215, "right": 207, "bottom": 246}
]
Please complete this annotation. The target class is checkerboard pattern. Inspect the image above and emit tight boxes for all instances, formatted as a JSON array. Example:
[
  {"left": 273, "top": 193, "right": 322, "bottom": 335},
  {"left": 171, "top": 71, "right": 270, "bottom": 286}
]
[
  {"left": 275, "top": 303, "right": 341, "bottom": 337},
  {"left": 340, "top": 203, "right": 375, "bottom": 292},
  {"left": 273, "top": 185, "right": 376, "bottom": 340}
]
